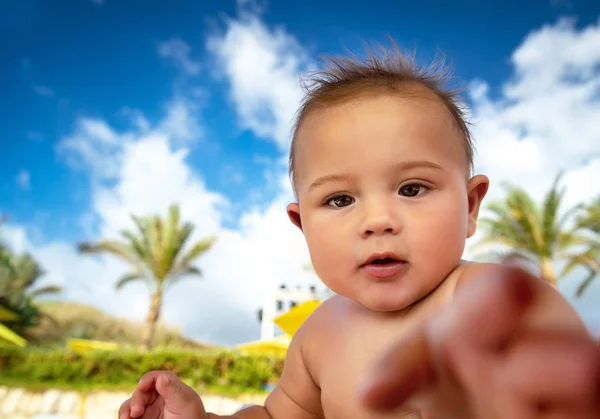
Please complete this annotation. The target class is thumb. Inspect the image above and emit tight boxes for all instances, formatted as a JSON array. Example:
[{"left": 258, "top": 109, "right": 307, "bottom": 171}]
[{"left": 155, "top": 373, "right": 199, "bottom": 413}]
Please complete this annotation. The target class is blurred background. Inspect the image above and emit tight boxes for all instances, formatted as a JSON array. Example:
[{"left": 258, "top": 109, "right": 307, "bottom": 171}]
[{"left": 1, "top": 0, "right": 600, "bottom": 415}]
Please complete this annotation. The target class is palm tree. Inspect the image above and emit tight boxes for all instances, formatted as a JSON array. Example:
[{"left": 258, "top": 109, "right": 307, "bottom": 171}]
[
  {"left": 77, "top": 204, "right": 216, "bottom": 350},
  {"left": 0, "top": 250, "right": 62, "bottom": 336},
  {"left": 561, "top": 197, "right": 600, "bottom": 297},
  {"left": 474, "top": 174, "right": 586, "bottom": 287},
  {"left": 0, "top": 217, "right": 61, "bottom": 341}
]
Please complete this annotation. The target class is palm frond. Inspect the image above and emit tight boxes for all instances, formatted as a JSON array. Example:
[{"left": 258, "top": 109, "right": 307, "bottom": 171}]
[
  {"left": 561, "top": 245, "right": 600, "bottom": 274},
  {"left": 541, "top": 173, "right": 564, "bottom": 255},
  {"left": 29, "top": 285, "right": 62, "bottom": 299},
  {"left": 170, "top": 237, "right": 215, "bottom": 277},
  {"left": 576, "top": 196, "right": 600, "bottom": 234},
  {"left": 477, "top": 186, "right": 543, "bottom": 255},
  {"left": 160, "top": 204, "right": 181, "bottom": 280},
  {"left": 165, "top": 265, "right": 202, "bottom": 291},
  {"left": 148, "top": 216, "right": 164, "bottom": 278},
  {"left": 115, "top": 272, "right": 145, "bottom": 291},
  {"left": 131, "top": 214, "right": 155, "bottom": 268},
  {"left": 120, "top": 228, "right": 148, "bottom": 261},
  {"left": 78, "top": 240, "right": 140, "bottom": 266},
  {"left": 576, "top": 269, "right": 597, "bottom": 298}
]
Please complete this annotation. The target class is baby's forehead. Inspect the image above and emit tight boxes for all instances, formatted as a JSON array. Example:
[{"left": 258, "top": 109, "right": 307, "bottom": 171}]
[
  {"left": 290, "top": 92, "right": 470, "bottom": 189},
  {"left": 301, "top": 88, "right": 456, "bottom": 129},
  {"left": 297, "top": 92, "right": 460, "bottom": 145}
]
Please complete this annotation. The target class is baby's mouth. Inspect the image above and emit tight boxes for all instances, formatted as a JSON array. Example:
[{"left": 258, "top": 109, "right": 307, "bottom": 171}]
[
  {"left": 360, "top": 253, "right": 407, "bottom": 279},
  {"left": 368, "top": 257, "right": 400, "bottom": 265}
]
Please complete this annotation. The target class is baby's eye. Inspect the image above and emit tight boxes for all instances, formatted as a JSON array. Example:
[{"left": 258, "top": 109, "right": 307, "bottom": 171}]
[
  {"left": 327, "top": 195, "right": 355, "bottom": 208},
  {"left": 399, "top": 184, "right": 427, "bottom": 197}
]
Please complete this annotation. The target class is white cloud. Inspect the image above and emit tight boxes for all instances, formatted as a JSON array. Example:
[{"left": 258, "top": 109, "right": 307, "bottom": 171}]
[
  {"left": 156, "top": 99, "right": 203, "bottom": 144},
  {"left": 465, "top": 17, "right": 600, "bottom": 332},
  {"left": 56, "top": 118, "right": 124, "bottom": 180},
  {"left": 158, "top": 38, "right": 201, "bottom": 76},
  {"left": 32, "top": 85, "right": 54, "bottom": 97},
  {"left": 56, "top": 99, "right": 202, "bottom": 181},
  {"left": 206, "top": 11, "right": 314, "bottom": 150},
  {"left": 16, "top": 170, "right": 31, "bottom": 191},
  {"left": 92, "top": 134, "right": 226, "bottom": 240},
  {"left": 470, "top": 17, "right": 600, "bottom": 199}
]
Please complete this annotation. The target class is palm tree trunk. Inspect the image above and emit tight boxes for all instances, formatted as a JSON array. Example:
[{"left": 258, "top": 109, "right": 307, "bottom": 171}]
[
  {"left": 141, "top": 287, "right": 162, "bottom": 350},
  {"left": 540, "top": 259, "right": 557, "bottom": 287}
]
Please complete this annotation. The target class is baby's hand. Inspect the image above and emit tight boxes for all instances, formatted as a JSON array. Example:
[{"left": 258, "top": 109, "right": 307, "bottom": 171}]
[
  {"left": 118, "top": 371, "right": 207, "bottom": 419},
  {"left": 359, "top": 266, "right": 600, "bottom": 419}
]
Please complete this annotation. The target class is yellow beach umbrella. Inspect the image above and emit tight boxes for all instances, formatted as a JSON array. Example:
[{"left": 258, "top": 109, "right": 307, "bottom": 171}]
[
  {"left": 67, "top": 338, "right": 120, "bottom": 353},
  {"left": 273, "top": 300, "right": 321, "bottom": 337},
  {"left": 0, "top": 305, "right": 27, "bottom": 346},
  {"left": 0, "top": 305, "right": 19, "bottom": 321},
  {"left": 235, "top": 335, "right": 290, "bottom": 357},
  {"left": 0, "top": 323, "right": 27, "bottom": 347}
]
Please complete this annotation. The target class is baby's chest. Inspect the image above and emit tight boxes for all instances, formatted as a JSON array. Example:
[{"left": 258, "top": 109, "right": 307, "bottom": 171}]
[{"left": 316, "top": 331, "right": 423, "bottom": 419}]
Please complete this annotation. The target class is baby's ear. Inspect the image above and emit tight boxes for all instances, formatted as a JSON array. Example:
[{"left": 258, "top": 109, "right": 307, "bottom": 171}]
[
  {"left": 466, "top": 174, "right": 489, "bottom": 238},
  {"left": 286, "top": 203, "right": 303, "bottom": 231}
]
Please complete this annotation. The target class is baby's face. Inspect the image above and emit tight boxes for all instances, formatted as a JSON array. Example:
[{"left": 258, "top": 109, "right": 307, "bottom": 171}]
[{"left": 287, "top": 92, "right": 489, "bottom": 312}]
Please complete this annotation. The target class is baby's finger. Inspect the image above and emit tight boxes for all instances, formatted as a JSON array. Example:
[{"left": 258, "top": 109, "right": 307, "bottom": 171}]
[
  {"left": 500, "top": 331, "right": 600, "bottom": 410},
  {"left": 137, "top": 371, "right": 167, "bottom": 391},
  {"left": 129, "top": 387, "right": 158, "bottom": 418},
  {"left": 358, "top": 323, "right": 436, "bottom": 411},
  {"left": 129, "top": 373, "right": 163, "bottom": 418},
  {"left": 447, "top": 265, "right": 535, "bottom": 352},
  {"left": 155, "top": 372, "right": 202, "bottom": 413},
  {"left": 117, "top": 399, "right": 132, "bottom": 419}
]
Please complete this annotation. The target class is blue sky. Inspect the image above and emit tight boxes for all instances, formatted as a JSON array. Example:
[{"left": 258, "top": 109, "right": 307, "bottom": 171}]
[{"left": 2, "top": 0, "right": 600, "bottom": 345}]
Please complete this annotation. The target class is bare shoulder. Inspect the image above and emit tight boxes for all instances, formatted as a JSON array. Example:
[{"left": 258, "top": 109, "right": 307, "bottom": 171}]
[
  {"left": 456, "top": 261, "right": 590, "bottom": 337},
  {"left": 262, "top": 296, "right": 346, "bottom": 419},
  {"left": 297, "top": 294, "right": 352, "bottom": 361}
]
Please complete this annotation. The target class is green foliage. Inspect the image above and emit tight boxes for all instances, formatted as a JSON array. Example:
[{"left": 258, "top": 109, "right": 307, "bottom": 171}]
[
  {"left": 474, "top": 174, "right": 588, "bottom": 286},
  {"left": 77, "top": 204, "right": 216, "bottom": 289},
  {"left": 0, "top": 221, "right": 62, "bottom": 338},
  {"left": 77, "top": 203, "right": 216, "bottom": 349},
  {"left": 0, "top": 346, "right": 284, "bottom": 394},
  {"left": 562, "top": 197, "right": 600, "bottom": 297}
]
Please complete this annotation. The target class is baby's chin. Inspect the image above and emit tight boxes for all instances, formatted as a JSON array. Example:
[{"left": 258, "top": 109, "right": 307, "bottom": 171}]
[
  {"left": 359, "top": 298, "right": 418, "bottom": 313},
  {"left": 348, "top": 287, "right": 427, "bottom": 313}
]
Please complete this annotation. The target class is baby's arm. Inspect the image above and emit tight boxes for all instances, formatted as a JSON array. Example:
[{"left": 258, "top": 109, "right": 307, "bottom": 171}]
[
  {"left": 210, "top": 321, "right": 324, "bottom": 419},
  {"left": 121, "top": 320, "right": 323, "bottom": 419},
  {"left": 255, "top": 322, "right": 324, "bottom": 419}
]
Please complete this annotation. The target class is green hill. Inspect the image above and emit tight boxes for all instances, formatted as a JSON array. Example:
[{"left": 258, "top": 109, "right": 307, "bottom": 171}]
[{"left": 27, "top": 301, "right": 213, "bottom": 350}]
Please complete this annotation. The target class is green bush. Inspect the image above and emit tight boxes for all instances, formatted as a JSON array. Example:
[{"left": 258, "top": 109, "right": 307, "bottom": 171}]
[{"left": 0, "top": 347, "right": 284, "bottom": 394}]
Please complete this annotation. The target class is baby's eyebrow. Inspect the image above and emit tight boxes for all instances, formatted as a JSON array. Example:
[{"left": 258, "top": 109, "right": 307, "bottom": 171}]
[
  {"left": 308, "top": 173, "right": 351, "bottom": 192},
  {"left": 394, "top": 160, "right": 444, "bottom": 172},
  {"left": 307, "top": 161, "right": 443, "bottom": 192}
]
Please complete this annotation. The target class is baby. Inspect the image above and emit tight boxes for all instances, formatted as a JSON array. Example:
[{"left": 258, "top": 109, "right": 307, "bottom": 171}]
[{"left": 119, "top": 44, "right": 600, "bottom": 419}]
